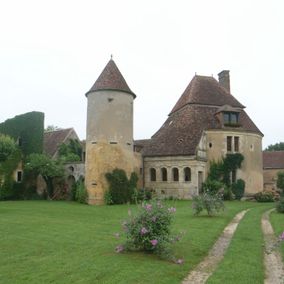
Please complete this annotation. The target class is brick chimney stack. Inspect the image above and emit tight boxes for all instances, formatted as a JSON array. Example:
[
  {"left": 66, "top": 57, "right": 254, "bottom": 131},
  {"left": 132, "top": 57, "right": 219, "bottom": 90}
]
[{"left": 218, "top": 70, "right": 230, "bottom": 94}]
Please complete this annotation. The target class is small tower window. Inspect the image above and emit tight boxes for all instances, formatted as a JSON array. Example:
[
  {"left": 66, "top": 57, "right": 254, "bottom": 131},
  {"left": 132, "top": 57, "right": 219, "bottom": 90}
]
[
  {"left": 150, "top": 168, "right": 156, "bottom": 182},
  {"left": 223, "top": 112, "right": 239, "bottom": 125},
  {"left": 227, "top": 136, "right": 232, "bottom": 152},
  {"left": 172, "top": 168, "right": 179, "bottom": 182},
  {"left": 16, "top": 171, "right": 23, "bottom": 183},
  {"left": 161, "top": 168, "right": 167, "bottom": 181},
  {"left": 184, "top": 167, "right": 191, "bottom": 182},
  {"left": 234, "top": 137, "right": 239, "bottom": 152}
]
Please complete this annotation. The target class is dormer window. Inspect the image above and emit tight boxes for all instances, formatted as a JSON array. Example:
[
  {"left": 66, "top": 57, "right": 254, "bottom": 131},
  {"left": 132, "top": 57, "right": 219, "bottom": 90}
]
[{"left": 223, "top": 112, "right": 238, "bottom": 124}]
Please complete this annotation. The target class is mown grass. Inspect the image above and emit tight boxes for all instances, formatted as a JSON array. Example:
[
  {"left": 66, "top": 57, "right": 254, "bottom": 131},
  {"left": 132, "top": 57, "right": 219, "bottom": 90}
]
[
  {"left": 0, "top": 200, "right": 266, "bottom": 284},
  {"left": 270, "top": 209, "right": 284, "bottom": 261},
  {"left": 207, "top": 203, "right": 273, "bottom": 284}
]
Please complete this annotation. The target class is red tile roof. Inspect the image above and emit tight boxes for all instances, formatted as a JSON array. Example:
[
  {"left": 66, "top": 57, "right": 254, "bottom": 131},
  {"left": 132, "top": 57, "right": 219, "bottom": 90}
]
[
  {"left": 263, "top": 151, "right": 284, "bottom": 169},
  {"left": 44, "top": 128, "right": 78, "bottom": 158},
  {"left": 170, "top": 75, "right": 244, "bottom": 115},
  {"left": 86, "top": 59, "right": 136, "bottom": 98},
  {"left": 142, "top": 74, "right": 262, "bottom": 157}
]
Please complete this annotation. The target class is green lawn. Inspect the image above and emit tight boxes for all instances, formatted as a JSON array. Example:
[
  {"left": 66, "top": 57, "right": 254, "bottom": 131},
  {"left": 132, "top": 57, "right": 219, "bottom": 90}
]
[
  {"left": 0, "top": 200, "right": 271, "bottom": 284},
  {"left": 207, "top": 203, "right": 273, "bottom": 284},
  {"left": 270, "top": 210, "right": 284, "bottom": 261}
]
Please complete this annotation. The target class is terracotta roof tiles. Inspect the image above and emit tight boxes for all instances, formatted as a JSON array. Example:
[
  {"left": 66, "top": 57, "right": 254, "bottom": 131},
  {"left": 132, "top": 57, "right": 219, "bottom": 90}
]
[{"left": 263, "top": 151, "right": 284, "bottom": 169}]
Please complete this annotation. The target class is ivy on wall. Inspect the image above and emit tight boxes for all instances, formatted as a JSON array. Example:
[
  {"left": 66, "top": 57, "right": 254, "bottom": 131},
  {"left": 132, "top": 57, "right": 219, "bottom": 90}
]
[{"left": 0, "top": 111, "right": 44, "bottom": 156}]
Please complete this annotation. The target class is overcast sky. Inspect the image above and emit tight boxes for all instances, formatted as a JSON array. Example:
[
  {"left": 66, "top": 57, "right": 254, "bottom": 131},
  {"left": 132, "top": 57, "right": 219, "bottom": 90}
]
[{"left": 0, "top": 0, "right": 283, "bottom": 149}]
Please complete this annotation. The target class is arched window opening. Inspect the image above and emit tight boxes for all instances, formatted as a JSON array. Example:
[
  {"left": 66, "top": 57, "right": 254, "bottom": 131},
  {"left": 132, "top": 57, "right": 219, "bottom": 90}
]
[
  {"left": 150, "top": 168, "right": 156, "bottom": 182},
  {"left": 161, "top": 168, "right": 167, "bottom": 181},
  {"left": 184, "top": 167, "right": 191, "bottom": 182},
  {"left": 172, "top": 168, "right": 179, "bottom": 182}
]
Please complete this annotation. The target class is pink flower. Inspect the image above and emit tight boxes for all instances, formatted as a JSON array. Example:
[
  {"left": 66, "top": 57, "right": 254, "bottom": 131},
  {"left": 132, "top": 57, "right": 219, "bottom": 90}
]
[
  {"left": 168, "top": 207, "right": 176, "bottom": 213},
  {"left": 150, "top": 239, "right": 158, "bottom": 246},
  {"left": 144, "top": 204, "right": 152, "bottom": 211},
  {"left": 279, "top": 231, "right": 284, "bottom": 241},
  {"left": 174, "top": 258, "right": 184, "bottom": 265},
  {"left": 140, "top": 227, "right": 148, "bottom": 235},
  {"left": 151, "top": 216, "right": 157, "bottom": 222},
  {"left": 115, "top": 245, "right": 124, "bottom": 253}
]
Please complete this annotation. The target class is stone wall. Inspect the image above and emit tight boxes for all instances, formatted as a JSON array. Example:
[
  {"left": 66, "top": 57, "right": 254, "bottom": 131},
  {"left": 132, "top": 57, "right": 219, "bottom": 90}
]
[
  {"left": 205, "top": 129, "right": 263, "bottom": 195},
  {"left": 144, "top": 156, "right": 206, "bottom": 199},
  {"left": 263, "top": 168, "right": 283, "bottom": 191}
]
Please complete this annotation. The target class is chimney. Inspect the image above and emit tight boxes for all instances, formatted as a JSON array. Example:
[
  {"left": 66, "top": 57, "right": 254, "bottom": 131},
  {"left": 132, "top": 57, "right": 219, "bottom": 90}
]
[{"left": 218, "top": 70, "right": 230, "bottom": 94}]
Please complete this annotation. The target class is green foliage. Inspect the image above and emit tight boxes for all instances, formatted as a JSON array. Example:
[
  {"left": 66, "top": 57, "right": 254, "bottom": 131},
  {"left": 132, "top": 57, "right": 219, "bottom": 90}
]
[
  {"left": 75, "top": 181, "right": 88, "bottom": 204},
  {"left": 254, "top": 191, "right": 274, "bottom": 202},
  {"left": 265, "top": 142, "right": 284, "bottom": 151},
  {"left": 0, "top": 111, "right": 44, "bottom": 156},
  {"left": 105, "top": 169, "right": 139, "bottom": 204},
  {"left": 231, "top": 179, "right": 245, "bottom": 200},
  {"left": 25, "top": 153, "right": 64, "bottom": 199},
  {"left": 207, "top": 160, "right": 224, "bottom": 181},
  {"left": 222, "top": 153, "right": 244, "bottom": 185},
  {"left": 277, "top": 172, "right": 284, "bottom": 195},
  {"left": 132, "top": 188, "right": 152, "bottom": 204},
  {"left": 192, "top": 192, "right": 225, "bottom": 216},
  {"left": 202, "top": 179, "right": 224, "bottom": 194},
  {"left": 276, "top": 198, "right": 284, "bottom": 213},
  {"left": 104, "top": 190, "right": 114, "bottom": 205},
  {"left": 222, "top": 186, "right": 234, "bottom": 201},
  {"left": 0, "top": 134, "right": 18, "bottom": 162},
  {"left": 58, "top": 139, "right": 82, "bottom": 162},
  {"left": 0, "top": 135, "right": 22, "bottom": 200},
  {"left": 118, "top": 200, "right": 182, "bottom": 262}
]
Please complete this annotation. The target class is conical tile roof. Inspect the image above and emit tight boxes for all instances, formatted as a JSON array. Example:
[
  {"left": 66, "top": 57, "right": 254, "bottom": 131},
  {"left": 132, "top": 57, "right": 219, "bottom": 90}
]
[{"left": 86, "top": 59, "right": 136, "bottom": 98}]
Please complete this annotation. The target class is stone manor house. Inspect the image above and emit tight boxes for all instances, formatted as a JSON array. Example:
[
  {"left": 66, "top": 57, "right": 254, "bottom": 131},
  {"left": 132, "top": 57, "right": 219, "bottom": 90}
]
[
  {"left": 52, "top": 58, "right": 264, "bottom": 204},
  {"left": 2, "top": 59, "right": 272, "bottom": 204}
]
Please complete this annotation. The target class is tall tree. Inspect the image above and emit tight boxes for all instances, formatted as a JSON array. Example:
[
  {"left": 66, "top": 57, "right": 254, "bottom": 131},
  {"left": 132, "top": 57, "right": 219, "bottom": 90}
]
[{"left": 0, "top": 134, "right": 18, "bottom": 162}]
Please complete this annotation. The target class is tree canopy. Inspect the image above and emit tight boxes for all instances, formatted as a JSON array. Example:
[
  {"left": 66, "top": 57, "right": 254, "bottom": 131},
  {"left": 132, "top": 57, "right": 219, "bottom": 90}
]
[
  {"left": 0, "top": 134, "right": 19, "bottom": 162},
  {"left": 265, "top": 142, "right": 284, "bottom": 151}
]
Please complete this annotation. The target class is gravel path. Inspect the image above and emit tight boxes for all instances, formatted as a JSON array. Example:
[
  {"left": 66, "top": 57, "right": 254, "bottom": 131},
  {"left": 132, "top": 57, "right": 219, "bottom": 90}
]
[
  {"left": 262, "top": 209, "right": 284, "bottom": 284},
  {"left": 182, "top": 209, "right": 249, "bottom": 284}
]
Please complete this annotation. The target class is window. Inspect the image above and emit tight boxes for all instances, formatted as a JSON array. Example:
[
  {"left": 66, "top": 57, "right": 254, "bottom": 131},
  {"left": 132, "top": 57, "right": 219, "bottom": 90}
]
[
  {"left": 184, "top": 167, "right": 191, "bottom": 182},
  {"left": 223, "top": 112, "right": 239, "bottom": 124},
  {"left": 227, "top": 136, "right": 232, "bottom": 152},
  {"left": 150, "top": 168, "right": 156, "bottom": 181},
  {"left": 16, "top": 171, "right": 23, "bottom": 183},
  {"left": 234, "top": 136, "right": 239, "bottom": 152},
  {"left": 232, "top": 170, "right": 236, "bottom": 183},
  {"left": 161, "top": 168, "right": 167, "bottom": 181},
  {"left": 172, "top": 168, "right": 179, "bottom": 181}
]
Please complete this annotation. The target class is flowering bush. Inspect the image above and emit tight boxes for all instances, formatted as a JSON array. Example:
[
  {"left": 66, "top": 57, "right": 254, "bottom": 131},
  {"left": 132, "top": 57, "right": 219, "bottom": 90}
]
[
  {"left": 115, "top": 200, "right": 184, "bottom": 263},
  {"left": 192, "top": 191, "right": 225, "bottom": 216}
]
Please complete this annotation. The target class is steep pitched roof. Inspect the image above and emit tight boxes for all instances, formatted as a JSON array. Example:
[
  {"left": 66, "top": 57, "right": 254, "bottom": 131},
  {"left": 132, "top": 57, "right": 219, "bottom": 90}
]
[
  {"left": 86, "top": 59, "right": 136, "bottom": 98},
  {"left": 263, "top": 151, "right": 284, "bottom": 169},
  {"left": 170, "top": 75, "right": 244, "bottom": 115},
  {"left": 44, "top": 128, "right": 79, "bottom": 158},
  {"left": 142, "top": 74, "right": 262, "bottom": 157}
]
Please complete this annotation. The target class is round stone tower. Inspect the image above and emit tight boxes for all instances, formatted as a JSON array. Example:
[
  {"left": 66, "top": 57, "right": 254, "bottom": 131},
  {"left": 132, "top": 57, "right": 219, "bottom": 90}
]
[{"left": 85, "top": 58, "right": 139, "bottom": 204}]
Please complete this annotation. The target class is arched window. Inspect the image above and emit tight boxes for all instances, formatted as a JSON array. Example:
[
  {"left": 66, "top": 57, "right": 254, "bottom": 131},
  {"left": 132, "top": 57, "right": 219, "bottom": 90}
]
[
  {"left": 150, "top": 168, "right": 156, "bottom": 181},
  {"left": 184, "top": 167, "right": 191, "bottom": 182},
  {"left": 172, "top": 168, "right": 179, "bottom": 181},
  {"left": 161, "top": 168, "right": 167, "bottom": 181}
]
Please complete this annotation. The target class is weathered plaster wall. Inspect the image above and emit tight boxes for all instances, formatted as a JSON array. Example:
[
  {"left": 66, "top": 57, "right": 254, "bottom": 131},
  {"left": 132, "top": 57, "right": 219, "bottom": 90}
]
[
  {"left": 205, "top": 130, "right": 263, "bottom": 194},
  {"left": 85, "top": 90, "right": 141, "bottom": 204},
  {"left": 144, "top": 156, "right": 206, "bottom": 199}
]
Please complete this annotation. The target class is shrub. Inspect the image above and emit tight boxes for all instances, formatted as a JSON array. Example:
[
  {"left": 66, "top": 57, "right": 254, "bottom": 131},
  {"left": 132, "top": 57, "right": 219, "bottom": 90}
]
[
  {"left": 277, "top": 171, "right": 284, "bottom": 196},
  {"left": 104, "top": 190, "right": 114, "bottom": 205},
  {"left": 276, "top": 198, "right": 284, "bottom": 213},
  {"left": 232, "top": 179, "right": 245, "bottom": 200},
  {"left": 116, "top": 200, "right": 183, "bottom": 263},
  {"left": 75, "top": 181, "right": 88, "bottom": 204},
  {"left": 192, "top": 192, "right": 225, "bottom": 216},
  {"left": 105, "top": 169, "right": 138, "bottom": 204},
  {"left": 132, "top": 188, "right": 152, "bottom": 203},
  {"left": 222, "top": 186, "right": 234, "bottom": 201},
  {"left": 254, "top": 191, "right": 274, "bottom": 202},
  {"left": 202, "top": 179, "right": 224, "bottom": 194}
]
